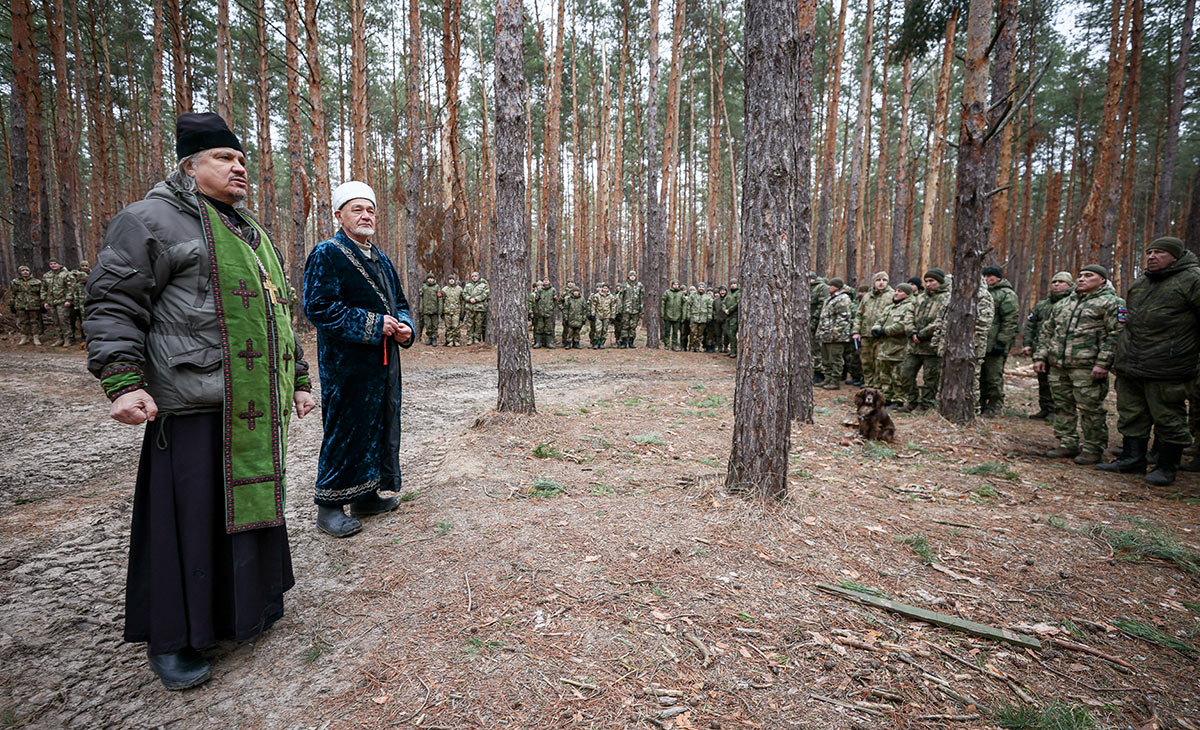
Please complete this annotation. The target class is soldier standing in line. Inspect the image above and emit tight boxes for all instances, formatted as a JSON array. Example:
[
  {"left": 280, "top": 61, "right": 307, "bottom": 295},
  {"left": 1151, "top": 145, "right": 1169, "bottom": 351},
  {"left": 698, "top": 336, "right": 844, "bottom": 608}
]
[
  {"left": 562, "top": 286, "right": 587, "bottom": 349},
  {"left": 68, "top": 261, "right": 91, "bottom": 342},
  {"left": 440, "top": 274, "right": 465, "bottom": 347},
  {"left": 686, "top": 283, "right": 713, "bottom": 352},
  {"left": 1034, "top": 265, "right": 1124, "bottom": 465},
  {"left": 844, "top": 285, "right": 867, "bottom": 385},
  {"left": 561, "top": 279, "right": 578, "bottom": 346},
  {"left": 816, "top": 278, "right": 853, "bottom": 390},
  {"left": 709, "top": 285, "right": 727, "bottom": 353},
  {"left": 1023, "top": 272, "right": 1075, "bottom": 419},
  {"left": 660, "top": 279, "right": 686, "bottom": 351},
  {"left": 897, "top": 268, "right": 950, "bottom": 412},
  {"left": 418, "top": 274, "right": 442, "bottom": 345},
  {"left": 933, "top": 275, "right": 994, "bottom": 410},
  {"left": 10, "top": 265, "right": 44, "bottom": 345},
  {"left": 981, "top": 265, "right": 1020, "bottom": 416},
  {"left": 617, "top": 270, "right": 645, "bottom": 348},
  {"left": 871, "top": 283, "right": 916, "bottom": 406},
  {"left": 1099, "top": 237, "right": 1200, "bottom": 486},
  {"left": 809, "top": 272, "right": 829, "bottom": 382},
  {"left": 723, "top": 279, "right": 740, "bottom": 358},
  {"left": 42, "top": 258, "right": 75, "bottom": 346},
  {"left": 531, "top": 277, "right": 559, "bottom": 349},
  {"left": 853, "top": 272, "right": 893, "bottom": 388},
  {"left": 463, "top": 271, "right": 490, "bottom": 345},
  {"left": 588, "top": 282, "right": 616, "bottom": 348}
]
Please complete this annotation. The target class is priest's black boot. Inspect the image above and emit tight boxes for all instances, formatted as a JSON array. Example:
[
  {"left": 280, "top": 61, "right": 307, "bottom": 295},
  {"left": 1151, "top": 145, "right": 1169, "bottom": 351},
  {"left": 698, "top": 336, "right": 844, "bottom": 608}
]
[
  {"left": 316, "top": 505, "right": 362, "bottom": 537},
  {"left": 1096, "top": 437, "right": 1148, "bottom": 474},
  {"left": 147, "top": 647, "right": 212, "bottom": 691},
  {"left": 1146, "top": 443, "right": 1183, "bottom": 486},
  {"left": 350, "top": 490, "right": 399, "bottom": 517}
]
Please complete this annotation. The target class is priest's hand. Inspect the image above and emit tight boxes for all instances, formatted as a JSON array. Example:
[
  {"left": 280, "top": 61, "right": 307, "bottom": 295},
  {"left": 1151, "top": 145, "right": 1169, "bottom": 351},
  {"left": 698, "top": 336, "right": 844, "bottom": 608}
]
[
  {"left": 111, "top": 389, "right": 158, "bottom": 425},
  {"left": 381, "top": 314, "right": 402, "bottom": 337},
  {"left": 293, "top": 391, "right": 316, "bottom": 419},
  {"left": 393, "top": 322, "right": 413, "bottom": 345}
]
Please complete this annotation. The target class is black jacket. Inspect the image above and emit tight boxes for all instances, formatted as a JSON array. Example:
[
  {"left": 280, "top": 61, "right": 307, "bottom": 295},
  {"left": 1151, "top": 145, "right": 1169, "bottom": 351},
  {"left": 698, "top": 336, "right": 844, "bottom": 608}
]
[{"left": 1113, "top": 251, "right": 1200, "bottom": 381}]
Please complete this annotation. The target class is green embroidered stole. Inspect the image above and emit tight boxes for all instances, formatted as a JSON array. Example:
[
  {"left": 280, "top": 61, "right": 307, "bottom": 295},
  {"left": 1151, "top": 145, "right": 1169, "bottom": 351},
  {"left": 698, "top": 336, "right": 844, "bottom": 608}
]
[{"left": 200, "top": 201, "right": 295, "bottom": 533}]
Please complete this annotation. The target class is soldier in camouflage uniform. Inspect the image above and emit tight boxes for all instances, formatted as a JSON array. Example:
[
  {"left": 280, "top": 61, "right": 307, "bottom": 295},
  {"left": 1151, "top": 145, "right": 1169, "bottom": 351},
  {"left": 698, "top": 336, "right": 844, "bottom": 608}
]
[
  {"left": 562, "top": 286, "right": 587, "bottom": 349},
  {"left": 723, "top": 279, "right": 740, "bottom": 358},
  {"left": 417, "top": 274, "right": 442, "bottom": 345},
  {"left": 531, "top": 278, "right": 559, "bottom": 349},
  {"left": 440, "top": 275, "right": 465, "bottom": 346},
  {"left": 463, "top": 271, "right": 490, "bottom": 345},
  {"left": 709, "top": 286, "right": 727, "bottom": 353},
  {"left": 9, "top": 265, "right": 44, "bottom": 345},
  {"left": 898, "top": 269, "right": 950, "bottom": 411},
  {"left": 660, "top": 279, "right": 686, "bottom": 351},
  {"left": 1099, "top": 237, "right": 1200, "bottom": 486},
  {"left": 844, "top": 285, "right": 867, "bottom": 384},
  {"left": 588, "top": 282, "right": 616, "bottom": 348},
  {"left": 70, "top": 261, "right": 91, "bottom": 341},
  {"left": 1033, "top": 265, "right": 1124, "bottom": 465},
  {"left": 617, "top": 271, "right": 645, "bottom": 348},
  {"left": 853, "top": 272, "right": 893, "bottom": 389},
  {"left": 981, "top": 266, "right": 1019, "bottom": 416},
  {"left": 41, "top": 258, "right": 75, "bottom": 346},
  {"left": 809, "top": 272, "right": 829, "bottom": 381},
  {"left": 1023, "top": 272, "right": 1075, "bottom": 419},
  {"left": 686, "top": 283, "right": 714, "bottom": 352},
  {"left": 870, "top": 283, "right": 916, "bottom": 405},
  {"left": 816, "top": 278, "right": 852, "bottom": 390},
  {"left": 560, "top": 279, "right": 577, "bottom": 346}
]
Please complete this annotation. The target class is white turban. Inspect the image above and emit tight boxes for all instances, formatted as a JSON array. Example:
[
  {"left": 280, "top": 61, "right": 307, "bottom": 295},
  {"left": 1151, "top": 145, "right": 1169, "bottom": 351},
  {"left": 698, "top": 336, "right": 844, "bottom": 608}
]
[{"left": 332, "top": 181, "right": 376, "bottom": 212}]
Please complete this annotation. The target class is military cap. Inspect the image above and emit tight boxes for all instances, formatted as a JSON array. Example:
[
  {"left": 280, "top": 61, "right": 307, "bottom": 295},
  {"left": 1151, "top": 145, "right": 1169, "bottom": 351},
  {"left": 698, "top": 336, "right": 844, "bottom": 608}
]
[
  {"left": 597, "top": 281, "right": 609, "bottom": 288},
  {"left": 923, "top": 268, "right": 946, "bottom": 284},
  {"left": 982, "top": 265, "right": 1003, "bottom": 278},
  {"left": 729, "top": 279, "right": 738, "bottom": 287},
  {"left": 896, "top": 282, "right": 915, "bottom": 295},
  {"left": 79, "top": 260, "right": 90, "bottom": 267},
  {"left": 18, "top": 265, "right": 31, "bottom": 272},
  {"left": 48, "top": 257, "right": 60, "bottom": 264},
  {"left": 1051, "top": 271, "right": 1074, "bottom": 284},
  {"left": 828, "top": 278, "right": 845, "bottom": 289},
  {"left": 1080, "top": 264, "right": 1109, "bottom": 280},
  {"left": 1147, "top": 236, "right": 1185, "bottom": 259},
  {"left": 670, "top": 279, "right": 680, "bottom": 286},
  {"left": 873, "top": 271, "right": 889, "bottom": 283}
]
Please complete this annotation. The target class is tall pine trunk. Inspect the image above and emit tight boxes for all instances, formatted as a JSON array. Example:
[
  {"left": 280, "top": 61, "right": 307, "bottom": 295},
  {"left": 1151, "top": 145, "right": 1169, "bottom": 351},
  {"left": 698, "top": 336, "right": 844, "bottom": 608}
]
[
  {"left": 284, "top": 0, "right": 309, "bottom": 321},
  {"left": 306, "top": 0, "right": 332, "bottom": 233},
  {"left": 814, "top": 0, "right": 847, "bottom": 276},
  {"left": 643, "top": 0, "right": 666, "bottom": 348},
  {"left": 1152, "top": 0, "right": 1194, "bottom": 237},
  {"left": 843, "top": 0, "right": 873, "bottom": 285},
  {"left": 789, "top": 0, "right": 816, "bottom": 424},
  {"left": 917, "top": 10, "right": 957, "bottom": 275},
  {"left": 44, "top": 0, "right": 80, "bottom": 262},
  {"left": 889, "top": 50, "right": 913, "bottom": 281},
  {"left": 254, "top": 0, "right": 275, "bottom": 233},
  {"left": 405, "top": 0, "right": 424, "bottom": 331}
]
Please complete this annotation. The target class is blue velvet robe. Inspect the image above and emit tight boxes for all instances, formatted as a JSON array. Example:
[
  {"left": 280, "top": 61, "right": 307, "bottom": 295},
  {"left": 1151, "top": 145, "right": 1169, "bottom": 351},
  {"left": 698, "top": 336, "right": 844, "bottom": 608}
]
[{"left": 303, "top": 231, "right": 414, "bottom": 506}]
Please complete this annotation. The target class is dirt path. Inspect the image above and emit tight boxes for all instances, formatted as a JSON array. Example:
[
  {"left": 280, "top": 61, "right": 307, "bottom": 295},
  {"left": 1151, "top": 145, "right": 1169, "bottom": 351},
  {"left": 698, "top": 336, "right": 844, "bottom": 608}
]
[{"left": 1, "top": 341, "right": 1199, "bottom": 729}]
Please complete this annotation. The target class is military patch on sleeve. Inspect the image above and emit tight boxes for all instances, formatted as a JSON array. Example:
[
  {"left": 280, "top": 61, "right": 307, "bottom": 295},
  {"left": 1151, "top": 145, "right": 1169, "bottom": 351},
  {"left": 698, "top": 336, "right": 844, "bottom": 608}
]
[{"left": 1117, "top": 306, "right": 1127, "bottom": 323}]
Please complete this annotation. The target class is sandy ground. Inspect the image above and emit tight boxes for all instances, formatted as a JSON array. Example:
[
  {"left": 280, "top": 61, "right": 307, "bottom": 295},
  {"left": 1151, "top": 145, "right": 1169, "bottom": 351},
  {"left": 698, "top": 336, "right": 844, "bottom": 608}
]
[{"left": 1, "top": 335, "right": 1198, "bottom": 729}]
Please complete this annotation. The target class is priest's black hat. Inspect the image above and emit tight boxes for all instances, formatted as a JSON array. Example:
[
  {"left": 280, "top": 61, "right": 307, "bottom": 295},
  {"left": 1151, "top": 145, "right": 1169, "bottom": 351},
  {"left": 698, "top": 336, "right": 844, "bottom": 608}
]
[{"left": 176, "top": 112, "right": 243, "bottom": 160}]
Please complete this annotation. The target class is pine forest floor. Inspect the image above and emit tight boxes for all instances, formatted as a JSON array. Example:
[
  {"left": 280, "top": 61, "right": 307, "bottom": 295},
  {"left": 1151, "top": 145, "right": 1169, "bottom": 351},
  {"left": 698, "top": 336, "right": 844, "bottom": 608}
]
[{"left": 1, "top": 334, "right": 1199, "bottom": 730}]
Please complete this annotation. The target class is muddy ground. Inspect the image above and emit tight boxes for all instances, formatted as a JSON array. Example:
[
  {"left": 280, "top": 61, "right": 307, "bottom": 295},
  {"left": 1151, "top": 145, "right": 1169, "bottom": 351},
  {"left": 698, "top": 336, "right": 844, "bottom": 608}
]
[{"left": 0, "top": 335, "right": 1198, "bottom": 730}]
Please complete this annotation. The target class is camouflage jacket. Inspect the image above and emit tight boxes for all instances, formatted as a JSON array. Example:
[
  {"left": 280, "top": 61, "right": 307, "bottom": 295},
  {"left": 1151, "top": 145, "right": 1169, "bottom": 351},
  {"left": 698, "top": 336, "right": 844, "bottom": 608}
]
[
  {"left": 986, "top": 279, "right": 1020, "bottom": 350},
  {"left": 1035, "top": 286, "right": 1124, "bottom": 370},
  {"left": 589, "top": 292, "right": 616, "bottom": 320},
  {"left": 874, "top": 296, "right": 916, "bottom": 361},
  {"left": 418, "top": 282, "right": 442, "bottom": 315},
  {"left": 563, "top": 295, "right": 588, "bottom": 328},
  {"left": 618, "top": 280, "right": 645, "bottom": 315},
  {"left": 853, "top": 287, "right": 894, "bottom": 336},
  {"left": 42, "top": 269, "right": 74, "bottom": 306},
  {"left": 687, "top": 292, "right": 714, "bottom": 323},
  {"left": 1025, "top": 288, "right": 1072, "bottom": 352},
  {"left": 463, "top": 279, "right": 490, "bottom": 312},
  {"left": 660, "top": 287, "right": 686, "bottom": 320},
  {"left": 72, "top": 269, "right": 90, "bottom": 307},
  {"left": 723, "top": 289, "right": 740, "bottom": 320},
  {"left": 910, "top": 287, "right": 950, "bottom": 356},
  {"left": 816, "top": 290, "right": 852, "bottom": 343},
  {"left": 532, "top": 286, "right": 559, "bottom": 317},
  {"left": 1113, "top": 251, "right": 1200, "bottom": 381},
  {"left": 809, "top": 280, "right": 828, "bottom": 326},
  {"left": 10, "top": 275, "right": 42, "bottom": 310},
  {"left": 440, "top": 284, "right": 465, "bottom": 315},
  {"left": 933, "top": 281, "right": 994, "bottom": 358},
  {"left": 711, "top": 294, "right": 727, "bottom": 324}
]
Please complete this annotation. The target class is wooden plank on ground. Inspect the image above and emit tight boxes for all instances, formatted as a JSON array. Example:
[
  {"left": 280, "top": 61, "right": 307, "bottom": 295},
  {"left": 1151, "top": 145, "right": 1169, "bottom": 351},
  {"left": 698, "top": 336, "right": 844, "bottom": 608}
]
[{"left": 814, "top": 583, "right": 1042, "bottom": 650}]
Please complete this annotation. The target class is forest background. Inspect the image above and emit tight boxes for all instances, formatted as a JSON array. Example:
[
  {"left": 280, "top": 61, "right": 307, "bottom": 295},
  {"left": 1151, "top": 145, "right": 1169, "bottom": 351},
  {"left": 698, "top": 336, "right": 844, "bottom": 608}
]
[{"left": 1, "top": 0, "right": 1197, "bottom": 319}]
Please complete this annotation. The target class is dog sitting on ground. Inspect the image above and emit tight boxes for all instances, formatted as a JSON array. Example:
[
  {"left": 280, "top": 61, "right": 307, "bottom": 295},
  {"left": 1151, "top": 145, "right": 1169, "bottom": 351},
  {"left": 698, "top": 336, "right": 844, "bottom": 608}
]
[{"left": 854, "top": 387, "right": 896, "bottom": 443}]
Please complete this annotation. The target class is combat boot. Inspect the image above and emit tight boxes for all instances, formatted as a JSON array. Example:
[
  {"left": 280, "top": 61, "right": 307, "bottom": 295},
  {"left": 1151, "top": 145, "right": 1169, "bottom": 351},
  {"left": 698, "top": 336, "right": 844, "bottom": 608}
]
[
  {"left": 544, "top": 337, "right": 555, "bottom": 349},
  {"left": 618, "top": 339, "right": 627, "bottom": 349},
  {"left": 573, "top": 341, "right": 581, "bottom": 349},
  {"left": 17, "top": 335, "right": 28, "bottom": 345},
  {"left": 32, "top": 335, "right": 42, "bottom": 346},
  {"left": 532, "top": 337, "right": 542, "bottom": 349},
  {"left": 1145, "top": 443, "right": 1183, "bottom": 486},
  {"left": 58, "top": 337, "right": 69, "bottom": 347},
  {"left": 1028, "top": 409, "right": 1050, "bottom": 419},
  {"left": 627, "top": 337, "right": 636, "bottom": 349},
  {"left": 1044, "top": 446, "right": 1079, "bottom": 459},
  {"left": 1096, "top": 437, "right": 1148, "bottom": 474},
  {"left": 1073, "top": 452, "right": 1102, "bottom": 465},
  {"left": 349, "top": 490, "right": 399, "bottom": 517},
  {"left": 316, "top": 505, "right": 362, "bottom": 538},
  {"left": 147, "top": 647, "right": 212, "bottom": 690}
]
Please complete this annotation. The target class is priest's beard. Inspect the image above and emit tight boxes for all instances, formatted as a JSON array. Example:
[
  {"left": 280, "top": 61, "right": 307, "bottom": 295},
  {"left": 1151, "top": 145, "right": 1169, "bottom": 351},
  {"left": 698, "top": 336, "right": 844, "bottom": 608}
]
[{"left": 349, "top": 226, "right": 375, "bottom": 238}]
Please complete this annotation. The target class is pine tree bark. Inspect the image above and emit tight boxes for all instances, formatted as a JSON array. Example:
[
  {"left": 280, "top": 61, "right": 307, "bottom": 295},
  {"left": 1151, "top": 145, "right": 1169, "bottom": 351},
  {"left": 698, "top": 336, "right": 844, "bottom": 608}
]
[
  {"left": 938, "top": 0, "right": 990, "bottom": 425},
  {"left": 10, "top": 0, "right": 37, "bottom": 268},
  {"left": 728, "top": 0, "right": 799, "bottom": 498},
  {"left": 405, "top": 0, "right": 424, "bottom": 331},
  {"left": 1152, "top": 0, "right": 1194, "bottom": 237},
  {"left": 349, "top": 0, "right": 369, "bottom": 177},
  {"left": 814, "top": 0, "right": 847, "bottom": 276},
  {"left": 789, "top": 0, "right": 817, "bottom": 424},
  {"left": 984, "top": 0, "right": 1016, "bottom": 261},
  {"left": 540, "top": 0, "right": 565, "bottom": 288},
  {"left": 494, "top": 0, "right": 535, "bottom": 413},
  {"left": 643, "top": 0, "right": 666, "bottom": 348},
  {"left": 215, "top": 0, "right": 233, "bottom": 123},
  {"left": 871, "top": 0, "right": 893, "bottom": 273},
  {"left": 889, "top": 50, "right": 913, "bottom": 281},
  {"left": 306, "top": 0, "right": 332, "bottom": 232},
  {"left": 43, "top": 0, "right": 80, "bottom": 262},
  {"left": 167, "top": 0, "right": 191, "bottom": 114},
  {"left": 661, "top": 0, "right": 686, "bottom": 277},
  {"left": 284, "top": 0, "right": 309, "bottom": 320},
  {"left": 148, "top": 0, "right": 165, "bottom": 182},
  {"left": 918, "top": 10, "right": 957, "bottom": 275},
  {"left": 843, "top": 0, "right": 874, "bottom": 286},
  {"left": 254, "top": 0, "right": 275, "bottom": 233},
  {"left": 1185, "top": 164, "right": 1200, "bottom": 254}
]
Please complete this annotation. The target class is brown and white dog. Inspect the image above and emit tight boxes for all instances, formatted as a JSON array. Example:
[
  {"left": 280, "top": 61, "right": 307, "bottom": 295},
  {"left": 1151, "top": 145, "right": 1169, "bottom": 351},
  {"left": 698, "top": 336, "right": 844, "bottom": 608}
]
[{"left": 854, "top": 387, "right": 896, "bottom": 443}]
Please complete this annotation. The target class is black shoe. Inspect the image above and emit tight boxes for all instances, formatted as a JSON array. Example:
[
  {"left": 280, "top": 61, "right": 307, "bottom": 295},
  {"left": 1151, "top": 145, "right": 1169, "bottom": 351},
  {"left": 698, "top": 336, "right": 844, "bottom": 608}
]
[
  {"left": 147, "top": 648, "right": 212, "bottom": 691},
  {"left": 350, "top": 491, "right": 399, "bottom": 517},
  {"left": 1028, "top": 409, "right": 1050, "bottom": 419},
  {"left": 848, "top": 379, "right": 864, "bottom": 387},
  {"left": 813, "top": 374, "right": 825, "bottom": 384},
  {"left": 618, "top": 341, "right": 627, "bottom": 349},
  {"left": 1096, "top": 437, "right": 1149, "bottom": 474},
  {"left": 531, "top": 339, "right": 542, "bottom": 349},
  {"left": 628, "top": 338, "right": 637, "bottom": 349},
  {"left": 316, "top": 505, "right": 363, "bottom": 537},
  {"left": 1146, "top": 443, "right": 1183, "bottom": 486},
  {"left": 598, "top": 343, "right": 605, "bottom": 349},
  {"left": 545, "top": 338, "right": 555, "bottom": 349}
]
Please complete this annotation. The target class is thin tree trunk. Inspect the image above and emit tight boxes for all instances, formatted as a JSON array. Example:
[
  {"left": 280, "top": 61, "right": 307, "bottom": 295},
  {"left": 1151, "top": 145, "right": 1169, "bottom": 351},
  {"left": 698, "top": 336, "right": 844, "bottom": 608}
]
[
  {"left": 872, "top": 0, "right": 894, "bottom": 274},
  {"left": 10, "top": 0, "right": 37, "bottom": 267},
  {"left": 918, "top": 9, "right": 957, "bottom": 276},
  {"left": 215, "top": 0, "right": 233, "bottom": 122},
  {"left": 1101, "top": 0, "right": 1142, "bottom": 271},
  {"left": 43, "top": 0, "right": 79, "bottom": 263},
  {"left": 1152, "top": 0, "right": 1194, "bottom": 237},
  {"left": 789, "top": 0, "right": 816, "bottom": 424},
  {"left": 889, "top": 50, "right": 913, "bottom": 282},
  {"left": 494, "top": 0, "right": 535, "bottom": 413},
  {"left": 814, "top": 0, "right": 847, "bottom": 276},
  {"left": 643, "top": 0, "right": 666, "bottom": 348},
  {"left": 843, "top": 0, "right": 874, "bottom": 285},
  {"left": 167, "top": 0, "right": 191, "bottom": 114},
  {"left": 405, "top": 0, "right": 423, "bottom": 330},
  {"left": 350, "top": 0, "right": 369, "bottom": 176},
  {"left": 661, "top": 0, "right": 686, "bottom": 278},
  {"left": 284, "top": 0, "right": 309, "bottom": 320},
  {"left": 148, "top": 0, "right": 165, "bottom": 182},
  {"left": 254, "top": 0, "right": 275, "bottom": 233},
  {"left": 1185, "top": 164, "right": 1200, "bottom": 254},
  {"left": 306, "top": 0, "right": 332, "bottom": 232},
  {"left": 985, "top": 0, "right": 1016, "bottom": 261}
]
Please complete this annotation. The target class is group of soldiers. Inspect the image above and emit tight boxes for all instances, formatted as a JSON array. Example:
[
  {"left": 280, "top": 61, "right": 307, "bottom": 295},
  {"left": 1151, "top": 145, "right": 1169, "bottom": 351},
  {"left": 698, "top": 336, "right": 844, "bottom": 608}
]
[
  {"left": 658, "top": 279, "right": 740, "bottom": 356},
  {"left": 8, "top": 258, "right": 91, "bottom": 346},
  {"left": 416, "top": 271, "right": 491, "bottom": 346},
  {"left": 526, "top": 271, "right": 646, "bottom": 349}
]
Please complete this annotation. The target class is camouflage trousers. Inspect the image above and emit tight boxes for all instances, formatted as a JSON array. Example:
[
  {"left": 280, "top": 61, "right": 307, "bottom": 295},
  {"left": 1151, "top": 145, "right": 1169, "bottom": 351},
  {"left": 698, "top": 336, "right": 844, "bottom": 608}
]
[
  {"left": 589, "top": 317, "right": 609, "bottom": 346},
  {"left": 46, "top": 303, "right": 72, "bottom": 342},
  {"left": 705, "top": 320, "right": 723, "bottom": 351},
  {"left": 618, "top": 311, "right": 641, "bottom": 340},
  {"left": 980, "top": 353, "right": 1008, "bottom": 413},
  {"left": 859, "top": 340, "right": 880, "bottom": 387},
  {"left": 532, "top": 314, "right": 555, "bottom": 338},
  {"left": 876, "top": 358, "right": 906, "bottom": 403},
  {"left": 847, "top": 342, "right": 863, "bottom": 381},
  {"left": 1049, "top": 366, "right": 1110, "bottom": 455},
  {"left": 899, "top": 352, "right": 941, "bottom": 409},
  {"left": 820, "top": 342, "right": 848, "bottom": 383},
  {"left": 724, "top": 318, "right": 738, "bottom": 356},
  {"left": 563, "top": 324, "right": 582, "bottom": 345},
  {"left": 465, "top": 310, "right": 486, "bottom": 343},
  {"left": 1115, "top": 375, "right": 1192, "bottom": 446},
  {"left": 810, "top": 323, "right": 822, "bottom": 374},
  {"left": 662, "top": 318, "right": 683, "bottom": 350},
  {"left": 688, "top": 322, "right": 707, "bottom": 351},
  {"left": 443, "top": 311, "right": 463, "bottom": 345},
  {"left": 16, "top": 309, "right": 42, "bottom": 336},
  {"left": 420, "top": 314, "right": 439, "bottom": 340},
  {"left": 1036, "top": 371, "right": 1053, "bottom": 414}
]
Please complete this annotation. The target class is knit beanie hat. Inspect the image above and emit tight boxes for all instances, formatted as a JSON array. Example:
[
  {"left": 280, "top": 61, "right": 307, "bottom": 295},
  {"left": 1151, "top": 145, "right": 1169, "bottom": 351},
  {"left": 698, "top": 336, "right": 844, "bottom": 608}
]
[
  {"left": 1050, "top": 271, "right": 1074, "bottom": 284},
  {"left": 923, "top": 268, "right": 946, "bottom": 284},
  {"left": 897, "top": 283, "right": 915, "bottom": 295},
  {"left": 873, "top": 271, "right": 889, "bottom": 283},
  {"left": 1081, "top": 264, "right": 1109, "bottom": 280},
  {"left": 176, "top": 112, "right": 242, "bottom": 160},
  {"left": 982, "top": 265, "right": 1003, "bottom": 278},
  {"left": 828, "top": 278, "right": 845, "bottom": 289},
  {"left": 1148, "top": 236, "right": 1185, "bottom": 259}
]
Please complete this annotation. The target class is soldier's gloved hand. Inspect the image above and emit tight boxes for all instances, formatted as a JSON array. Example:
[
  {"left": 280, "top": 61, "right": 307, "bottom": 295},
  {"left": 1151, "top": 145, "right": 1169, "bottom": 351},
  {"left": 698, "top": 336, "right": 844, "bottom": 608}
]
[
  {"left": 871, "top": 327, "right": 885, "bottom": 338},
  {"left": 588, "top": 315, "right": 595, "bottom": 322},
  {"left": 992, "top": 342, "right": 1007, "bottom": 355},
  {"left": 1032, "top": 360, "right": 1047, "bottom": 374}
]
